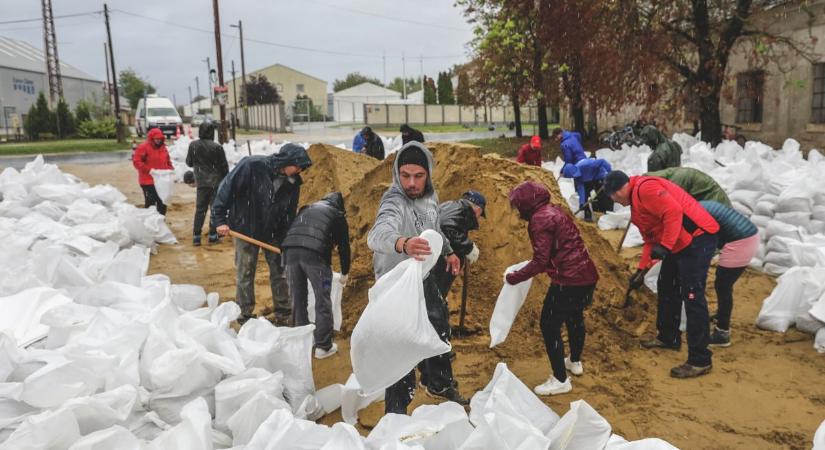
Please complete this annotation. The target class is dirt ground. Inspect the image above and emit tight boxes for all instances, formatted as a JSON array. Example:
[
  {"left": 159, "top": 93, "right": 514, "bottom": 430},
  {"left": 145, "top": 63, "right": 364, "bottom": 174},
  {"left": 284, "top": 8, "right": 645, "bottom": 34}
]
[{"left": 59, "top": 143, "right": 824, "bottom": 450}]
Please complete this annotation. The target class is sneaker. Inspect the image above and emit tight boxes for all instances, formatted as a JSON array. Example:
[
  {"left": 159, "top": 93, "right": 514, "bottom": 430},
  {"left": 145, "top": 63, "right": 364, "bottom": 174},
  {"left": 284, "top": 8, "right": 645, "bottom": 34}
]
[
  {"left": 708, "top": 327, "right": 731, "bottom": 348},
  {"left": 208, "top": 233, "right": 219, "bottom": 244},
  {"left": 565, "top": 357, "right": 583, "bottom": 376},
  {"left": 670, "top": 362, "right": 712, "bottom": 379},
  {"left": 192, "top": 235, "right": 201, "bottom": 246},
  {"left": 640, "top": 337, "right": 681, "bottom": 350},
  {"left": 534, "top": 376, "right": 572, "bottom": 396},
  {"left": 314, "top": 343, "right": 338, "bottom": 360},
  {"left": 425, "top": 386, "right": 469, "bottom": 406}
]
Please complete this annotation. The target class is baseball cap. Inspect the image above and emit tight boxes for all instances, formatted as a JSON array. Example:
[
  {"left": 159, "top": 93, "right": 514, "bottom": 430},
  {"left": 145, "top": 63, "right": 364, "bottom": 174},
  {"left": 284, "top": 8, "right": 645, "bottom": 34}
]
[{"left": 462, "top": 190, "right": 487, "bottom": 217}]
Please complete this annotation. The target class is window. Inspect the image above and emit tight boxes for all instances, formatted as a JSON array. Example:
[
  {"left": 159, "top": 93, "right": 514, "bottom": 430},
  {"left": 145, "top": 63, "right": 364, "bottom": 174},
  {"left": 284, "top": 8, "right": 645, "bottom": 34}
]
[
  {"left": 735, "top": 71, "right": 764, "bottom": 123},
  {"left": 296, "top": 83, "right": 305, "bottom": 93},
  {"left": 812, "top": 63, "right": 825, "bottom": 124},
  {"left": 275, "top": 83, "right": 284, "bottom": 93}
]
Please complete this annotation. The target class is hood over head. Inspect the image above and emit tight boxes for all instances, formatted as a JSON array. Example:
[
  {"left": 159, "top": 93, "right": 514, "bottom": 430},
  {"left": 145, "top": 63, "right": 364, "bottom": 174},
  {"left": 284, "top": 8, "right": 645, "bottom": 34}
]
[
  {"left": 199, "top": 121, "right": 216, "bottom": 140},
  {"left": 392, "top": 141, "right": 435, "bottom": 197},
  {"left": 265, "top": 143, "right": 312, "bottom": 171},
  {"left": 361, "top": 126, "right": 374, "bottom": 140},
  {"left": 400, "top": 124, "right": 412, "bottom": 134},
  {"left": 147, "top": 128, "right": 165, "bottom": 146},
  {"left": 508, "top": 181, "right": 551, "bottom": 220},
  {"left": 640, "top": 125, "right": 666, "bottom": 147},
  {"left": 321, "top": 191, "right": 345, "bottom": 213}
]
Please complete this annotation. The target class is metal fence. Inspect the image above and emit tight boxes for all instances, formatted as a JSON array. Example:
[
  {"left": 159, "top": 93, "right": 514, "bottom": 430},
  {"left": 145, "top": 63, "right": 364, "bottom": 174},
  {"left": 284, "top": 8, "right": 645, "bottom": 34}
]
[{"left": 215, "top": 102, "right": 287, "bottom": 133}]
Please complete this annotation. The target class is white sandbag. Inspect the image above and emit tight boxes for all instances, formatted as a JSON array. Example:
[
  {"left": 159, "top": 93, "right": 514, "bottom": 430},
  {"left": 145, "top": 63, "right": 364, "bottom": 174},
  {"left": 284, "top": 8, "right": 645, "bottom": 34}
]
[
  {"left": 67, "top": 425, "right": 141, "bottom": 450},
  {"left": 765, "top": 220, "right": 801, "bottom": 241},
  {"left": 806, "top": 220, "right": 825, "bottom": 235},
  {"left": 812, "top": 206, "right": 825, "bottom": 222},
  {"left": 605, "top": 434, "right": 680, "bottom": 449},
  {"left": 815, "top": 329, "right": 825, "bottom": 354},
  {"left": 40, "top": 302, "right": 98, "bottom": 349},
  {"left": 643, "top": 262, "right": 661, "bottom": 294},
  {"left": 756, "top": 267, "right": 825, "bottom": 332},
  {"left": 789, "top": 242, "right": 825, "bottom": 268},
  {"left": 775, "top": 197, "right": 812, "bottom": 214},
  {"left": 598, "top": 210, "right": 630, "bottom": 230},
  {"left": 622, "top": 224, "right": 644, "bottom": 248},
  {"left": 763, "top": 252, "right": 793, "bottom": 268},
  {"left": 0, "top": 287, "right": 73, "bottom": 346},
  {"left": 367, "top": 402, "right": 472, "bottom": 448},
  {"left": 469, "top": 363, "right": 559, "bottom": 435},
  {"left": 730, "top": 201, "right": 752, "bottom": 216},
  {"left": 752, "top": 201, "right": 776, "bottom": 217},
  {"left": 227, "top": 391, "right": 291, "bottom": 446},
  {"left": 103, "top": 246, "right": 150, "bottom": 286},
  {"left": 774, "top": 211, "right": 811, "bottom": 227},
  {"left": 81, "top": 184, "right": 127, "bottom": 206},
  {"left": 170, "top": 284, "right": 207, "bottom": 311},
  {"left": 307, "top": 272, "right": 343, "bottom": 331},
  {"left": 459, "top": 409, "right": 550, "bottom": 450},
  {"left": 149, "top": 169, "right": 175, "bottom": 203},
  {"left": 340, "top": 374, "right": 383, "bottom": 425},
  {"left": 63, "top": 198, "right": 110, "bottom": 226},
  {"left": 321, "top": 422, "right": 366, "bottom": 450},
  {"left": 0, "top": 407, "right": 82, "bottom": 450},
  {"left": 547, "top": 400, "right": 612, "bottom": 450},
  {"left": 749, "top": 257, "right": 763, "bottom": 270},
  {"left": 245, "top": 408, "right": 332, "bottom": 449},
  {"left": 814, "top": 419, "right": 825, "bottom": 449},
  {"left": 728, "top": 190, "right": 763, "bottom": 212},
  {"left": 350, "top": 229, "right": 450, "bottom": 396},
  {"left": 214, "top": 368, "right": 286, "bottom": 430},
  {"left": 763, "top": 262, "right": 790, "bottom": 275},
  {"left": 489, "top": 261, "right": 532, "bottom": 348},
  {"left": 750, "top": 215, "right": 771, "bottom": 229},
  {"left": 150, "top": 397, "right": 213, "bottom": 450}
]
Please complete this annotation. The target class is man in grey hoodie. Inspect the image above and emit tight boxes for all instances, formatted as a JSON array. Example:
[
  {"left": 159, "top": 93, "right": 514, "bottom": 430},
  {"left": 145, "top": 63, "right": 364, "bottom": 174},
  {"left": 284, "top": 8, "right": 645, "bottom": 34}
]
[{"left": 367, "top": 142, "right": 468, "bottom": 414}]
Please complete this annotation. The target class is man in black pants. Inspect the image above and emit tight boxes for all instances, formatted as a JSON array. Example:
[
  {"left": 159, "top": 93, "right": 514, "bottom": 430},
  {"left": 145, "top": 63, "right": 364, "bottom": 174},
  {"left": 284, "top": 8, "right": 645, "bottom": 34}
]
[
  {"left": 506, "top": 181, "right": 599, "bottom": 395},
  {"left": 367, "top": 142, "right": 466, "bottom": 414},
  {"left": 281, "top": 192, "right": 351, "bottom": 359},
  {"left": 186, "top": 121, "right": 229, "bottom": 246}
]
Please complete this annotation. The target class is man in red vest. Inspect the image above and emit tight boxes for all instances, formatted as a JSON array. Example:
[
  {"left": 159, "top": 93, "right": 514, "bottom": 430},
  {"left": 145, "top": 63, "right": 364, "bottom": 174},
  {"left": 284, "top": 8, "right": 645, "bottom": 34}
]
[
  {"left": 516, "top": 135, "right": 543, "bottom": 166},
  {"left": 604, "top": 170, "right": 719, "bottom": 379}
]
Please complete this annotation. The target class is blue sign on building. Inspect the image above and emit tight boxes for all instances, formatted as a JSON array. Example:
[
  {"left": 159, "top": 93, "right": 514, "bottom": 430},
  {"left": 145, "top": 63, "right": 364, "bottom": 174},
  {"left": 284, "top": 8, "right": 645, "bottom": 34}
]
[{"left": 13, "top": 78, "right": 36, "bottom": 95}]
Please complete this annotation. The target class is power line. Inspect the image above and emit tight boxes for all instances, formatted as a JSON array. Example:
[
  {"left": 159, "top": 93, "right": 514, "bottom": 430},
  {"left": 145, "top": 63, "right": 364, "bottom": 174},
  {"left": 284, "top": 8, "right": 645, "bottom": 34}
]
[
  {"left": 0, "top": 10, "right": 101, "bottom": 26},
  {"left": 308, "top": 0, "right": 468, "bottom": 32}
]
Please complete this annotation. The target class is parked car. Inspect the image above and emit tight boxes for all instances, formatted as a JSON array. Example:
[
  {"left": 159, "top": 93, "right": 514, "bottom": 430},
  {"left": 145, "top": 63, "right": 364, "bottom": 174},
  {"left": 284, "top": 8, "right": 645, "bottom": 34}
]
[
  {"left": 191, "top": 114, "right": 213, "bottom": 127},
  {"left": 135, "top": 95, "right": 182, "bottom": 138}
]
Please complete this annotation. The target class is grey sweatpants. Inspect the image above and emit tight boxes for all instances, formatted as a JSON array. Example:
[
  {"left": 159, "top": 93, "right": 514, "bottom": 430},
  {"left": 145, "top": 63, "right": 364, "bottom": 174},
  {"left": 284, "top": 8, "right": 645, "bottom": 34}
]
[
  {"left": 234, "top": 238, "right": 290, "bottom": 320},
  {"left": 285, "top": 248, "right": 334, "bottom": 350}
]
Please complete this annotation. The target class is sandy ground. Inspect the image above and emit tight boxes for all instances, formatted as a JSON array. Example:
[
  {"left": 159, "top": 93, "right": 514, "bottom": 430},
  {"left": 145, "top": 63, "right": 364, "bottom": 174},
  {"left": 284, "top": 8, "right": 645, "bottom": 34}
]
[{"left": 57, "top": 150, "right": 825, "bottom": 450}]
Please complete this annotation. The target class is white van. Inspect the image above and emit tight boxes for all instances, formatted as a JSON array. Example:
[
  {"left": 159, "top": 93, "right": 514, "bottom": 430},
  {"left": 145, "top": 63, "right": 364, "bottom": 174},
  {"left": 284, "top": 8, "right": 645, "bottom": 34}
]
[{"left": 135, "top": 95, "right": 182, "bottom": 138}]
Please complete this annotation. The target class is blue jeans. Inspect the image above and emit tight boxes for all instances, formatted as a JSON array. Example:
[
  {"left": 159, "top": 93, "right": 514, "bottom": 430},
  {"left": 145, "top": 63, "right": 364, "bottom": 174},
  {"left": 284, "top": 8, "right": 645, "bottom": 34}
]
[{"left": 656, "top": 233, "right": 717, "bottom": 367}]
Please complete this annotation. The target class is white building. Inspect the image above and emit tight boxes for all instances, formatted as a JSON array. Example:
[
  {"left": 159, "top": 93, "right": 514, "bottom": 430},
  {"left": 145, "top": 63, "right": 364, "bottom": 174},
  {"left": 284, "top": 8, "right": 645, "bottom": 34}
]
[{"left": 332, "top": 82, "right": 402, "bottom": 123}]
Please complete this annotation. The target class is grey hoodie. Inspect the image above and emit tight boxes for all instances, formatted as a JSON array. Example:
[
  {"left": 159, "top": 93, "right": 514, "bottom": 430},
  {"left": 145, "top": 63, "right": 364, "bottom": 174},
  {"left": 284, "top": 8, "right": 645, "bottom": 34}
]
[{"left": 367, "top": 142, "right": 453, "bottom": 279}]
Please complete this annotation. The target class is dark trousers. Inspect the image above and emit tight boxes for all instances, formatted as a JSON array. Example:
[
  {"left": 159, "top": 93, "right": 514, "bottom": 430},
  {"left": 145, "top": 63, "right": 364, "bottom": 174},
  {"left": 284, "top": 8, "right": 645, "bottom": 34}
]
[
  {"left": 540, "top": 284, "right": 594, "bottom": 382},
  {"left": 285, "top": 248, "right": 334, "bottom": 350},
  {"left": 141, "top": 184, "right": 167, "bottom": 215},
  {"left": 656, "top": 233, "right": 718, "bottom": 367},
  {"left": 714, "top": 266, "right": 746, "bottom": 331},
  {"left": 234, "top": 238, "right": 290, "bottom": 320},
  {"left": 582, "top": 180, "right": 614, "bottom": 220},
  {"left": 431, "top": 255, "right": 463, "bottom": 298},
  {"left": 193, "top": 186, "right": 217, "bottom": 236},
  {"left": 385, "top": 275, "right": 454, "bottom": 415}
]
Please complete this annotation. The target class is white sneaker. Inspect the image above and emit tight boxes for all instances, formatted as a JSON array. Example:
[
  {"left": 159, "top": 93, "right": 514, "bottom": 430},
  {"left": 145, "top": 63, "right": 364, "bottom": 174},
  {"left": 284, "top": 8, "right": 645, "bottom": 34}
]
[
  {"left": 565, "top": 357, "right": 583, "bottom": 376},
  {"left": 534, "top": 376, "right": 572, "bottom": 396},
  {"left": 314, "top": 343, "right": 338, "bottom": 360}
]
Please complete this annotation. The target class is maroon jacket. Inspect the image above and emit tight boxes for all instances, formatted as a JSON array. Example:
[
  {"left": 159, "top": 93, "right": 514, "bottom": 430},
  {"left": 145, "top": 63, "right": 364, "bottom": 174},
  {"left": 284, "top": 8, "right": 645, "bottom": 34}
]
[{"left": 506, "top": 181, "right": 599, "bottom": 286}]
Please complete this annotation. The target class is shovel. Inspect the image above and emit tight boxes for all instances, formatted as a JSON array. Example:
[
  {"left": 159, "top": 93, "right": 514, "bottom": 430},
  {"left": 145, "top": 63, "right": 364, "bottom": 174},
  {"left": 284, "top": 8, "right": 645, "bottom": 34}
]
[
  {"left": 228, "top": 230, "right": 281, "bottom": 254},
  {"left": 572, "top": 187, "right": 604, "bottom": 217},
  {"left": 457, "top": 263, "right": 470, "bottom": 337}
]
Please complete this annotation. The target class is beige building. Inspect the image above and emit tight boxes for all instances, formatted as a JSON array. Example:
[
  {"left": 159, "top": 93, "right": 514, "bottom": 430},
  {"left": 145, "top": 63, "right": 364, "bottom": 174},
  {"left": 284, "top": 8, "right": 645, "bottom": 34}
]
[{"left": 224, "top": 63, "right": 327, "bottom": 116}]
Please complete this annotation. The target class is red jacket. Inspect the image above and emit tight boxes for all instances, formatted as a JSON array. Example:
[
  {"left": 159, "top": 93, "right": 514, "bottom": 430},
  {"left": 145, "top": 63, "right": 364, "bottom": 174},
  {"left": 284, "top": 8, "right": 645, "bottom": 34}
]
[
  {"left": 516, "top": 143, "right": 542, "bottom": 167},
  {"left": 133, "top": 128, "right": 173, "bottom": 185},
  {"left": 507, "top": 181, "right": 599, "bottom": 286},
  {"left": 629, "top": 176, "right": 720, "bottom": 269}
]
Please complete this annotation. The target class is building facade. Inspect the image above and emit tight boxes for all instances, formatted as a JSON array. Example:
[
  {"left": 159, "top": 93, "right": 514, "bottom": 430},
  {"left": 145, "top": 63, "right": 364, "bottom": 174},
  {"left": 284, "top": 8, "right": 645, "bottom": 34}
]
[
  {"left": 223, "top": 63, "right": 327, "bottom": 118},
  {"left": 0, "top": 37, "right": 103, "bottom": 131}
]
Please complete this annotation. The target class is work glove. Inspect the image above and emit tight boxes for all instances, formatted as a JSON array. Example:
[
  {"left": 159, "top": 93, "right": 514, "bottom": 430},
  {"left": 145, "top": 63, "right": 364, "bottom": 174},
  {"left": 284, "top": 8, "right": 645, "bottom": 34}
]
[
  {"left": 629, "top": 269, "right": 647, "bottom": 291},
  {"left": 651, "top": 244, "right": 671, "bottom": 261},
  {"left": 466, "top": 243, "right": 480, "bottom": 265},
  {"left": 339, "top": 274, "right": 349, "bottom": 286}
]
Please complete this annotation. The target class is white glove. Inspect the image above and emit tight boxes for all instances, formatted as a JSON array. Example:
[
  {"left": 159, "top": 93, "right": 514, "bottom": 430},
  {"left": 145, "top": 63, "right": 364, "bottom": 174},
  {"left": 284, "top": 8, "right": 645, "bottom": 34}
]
[
  {"left": 466, "top": 243, "right": 480, "bottom": 265},
  {"left": 339, "top": 274, "right": 349, "bottom": 286}
]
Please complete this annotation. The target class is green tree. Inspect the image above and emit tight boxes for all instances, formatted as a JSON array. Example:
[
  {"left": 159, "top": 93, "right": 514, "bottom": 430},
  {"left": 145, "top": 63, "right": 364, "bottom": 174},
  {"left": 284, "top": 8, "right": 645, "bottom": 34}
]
[
  {"left": 437, "top": 72, "right": 455, "bottom": 104},
  {"left": 23, "top": 92, "right": 54, "bottom": 140},
  {"left": 455, "top": 71, "right": 472, "bottom": 105},
  {"left": 423, "top": 76, "right": 437, "bottom": 104},
  {"left": 119, "top": 68, "right": 156, "bottom": 110},
  {"left": 75, "top": 99, "right": 91, "bottom": 124},
  {"left": 386, "top": 76, "right": 421, "bottom": 96},
  {"left": 241, "top": 74, "right": 281, "bottom": 106},
  {"left": 55, "top": 99, "right": 76, "bottom": 138},
  {"left": 332, "top": 72, "right": 383, "bottom": 92}
]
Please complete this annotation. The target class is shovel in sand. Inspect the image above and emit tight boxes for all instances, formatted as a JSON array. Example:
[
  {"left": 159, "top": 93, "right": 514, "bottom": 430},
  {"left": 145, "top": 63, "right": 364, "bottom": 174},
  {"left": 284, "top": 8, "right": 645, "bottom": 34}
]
[{"left": 228, "top": 230, "right": 282, "bottom": 254}]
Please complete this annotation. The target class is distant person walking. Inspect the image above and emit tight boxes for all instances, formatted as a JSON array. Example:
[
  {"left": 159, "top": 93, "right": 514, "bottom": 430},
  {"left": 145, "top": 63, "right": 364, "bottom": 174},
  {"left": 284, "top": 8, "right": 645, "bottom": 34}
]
[
  {"left": 185, "top": 121, "right": 229, "bottom": 245},
  {"left": 516, "top": 136, "right": 543, "bottom": 167},
  {"left": 132, "top": 128, "right": 173, "bottom": 215},
  {"left": 400, "top": 124, "right": 425, "bottom": 145}
]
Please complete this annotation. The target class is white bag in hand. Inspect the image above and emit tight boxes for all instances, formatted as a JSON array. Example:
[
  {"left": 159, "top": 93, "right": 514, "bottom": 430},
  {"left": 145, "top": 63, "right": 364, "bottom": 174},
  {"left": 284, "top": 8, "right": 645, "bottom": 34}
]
[
  {"left": 149, "top": 169, "right": 175, "bottom": 203},
  {"left": 489, "top": 261, "right": 532, "bottom": 348},
  {"left": 350, "top": 229, "right": 450, "bottom": 395}
]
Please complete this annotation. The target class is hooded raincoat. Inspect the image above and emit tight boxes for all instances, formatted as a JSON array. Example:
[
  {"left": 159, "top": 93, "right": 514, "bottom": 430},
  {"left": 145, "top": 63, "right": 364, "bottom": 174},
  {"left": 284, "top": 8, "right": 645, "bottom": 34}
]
[
  {"left": 367, "top": 142, "right": 453, "bottom": 279},
  {"left": 185, "top": 121, "right": 229, "bottom": 188},
  {"left": 641, "top": 126, "right": 682, "bottom": 172},
  {"left": 132, "top": 128, "right": 173, "bottom": 185}
]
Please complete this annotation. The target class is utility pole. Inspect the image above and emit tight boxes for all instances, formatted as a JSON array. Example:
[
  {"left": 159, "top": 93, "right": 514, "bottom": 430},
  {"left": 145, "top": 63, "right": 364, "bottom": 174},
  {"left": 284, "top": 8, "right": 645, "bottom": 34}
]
[
  {"left": 103, "top": 42, "right": 112, "bottom": 115},
  {"left": 382, "top": 52, "right": 386, "bottom": 86},
  {"left": 229, "top": 20, "right": 247, "bottom": 130},
  {"left": 402, "top": 53, "right": 406, "bottom": 100},
  {"left": 212, "top": 0, "right": 227, "bottom": 143},
  {"left": 203, "top": 56, "right": 213, "bottom": 101},
  {"left": 104, "top": 4, "right": 125, "bottom": 143},
  {"left": 188, "top": 86, "right": 193, "bottom": 108},
  {"left": 230, "top": 60, "right": 238, "bottom": 114},
  {"left": 195, "top": 76, "right": 200, "bottom": 98},
  {"left": 420, "top": 55, "right": 424, "bottom": 93}
]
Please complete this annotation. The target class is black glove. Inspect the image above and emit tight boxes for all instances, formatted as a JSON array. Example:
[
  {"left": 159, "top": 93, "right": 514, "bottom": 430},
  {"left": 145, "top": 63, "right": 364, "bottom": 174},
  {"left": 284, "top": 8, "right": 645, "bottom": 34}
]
[
  {"left": 651, "top": 244, "right": 671, "bottom": 261},
  {"left": 629, "top": 269, "right": 647, "bottom": 291}
]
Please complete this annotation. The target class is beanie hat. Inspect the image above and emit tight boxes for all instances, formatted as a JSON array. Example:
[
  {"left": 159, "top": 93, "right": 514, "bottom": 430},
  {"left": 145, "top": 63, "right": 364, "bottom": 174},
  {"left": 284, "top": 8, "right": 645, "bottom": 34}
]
[{"left": 397, "top": 145, "right": 429, "bottom": 171}]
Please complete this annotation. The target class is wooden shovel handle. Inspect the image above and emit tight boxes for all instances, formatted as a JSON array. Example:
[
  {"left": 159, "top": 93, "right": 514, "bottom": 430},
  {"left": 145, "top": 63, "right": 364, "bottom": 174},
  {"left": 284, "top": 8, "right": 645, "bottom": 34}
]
[{"left": 228, "top": 230, "right": 282, "bottom": 254}]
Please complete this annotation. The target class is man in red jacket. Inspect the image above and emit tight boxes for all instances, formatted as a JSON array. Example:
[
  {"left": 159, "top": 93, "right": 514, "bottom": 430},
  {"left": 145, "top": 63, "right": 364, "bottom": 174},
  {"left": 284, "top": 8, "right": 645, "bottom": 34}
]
[
  {"left": 506, "top": 181, "right": 599, "bottom": 395},
  {"left": 605, "top": 170, "right": 719, "bottom": 379},
  {"left": 132, "top": 128, "right": 174, "bottom": 215},
  {"left": 515, "top": 135, "right": 543, "bottom": 166}
]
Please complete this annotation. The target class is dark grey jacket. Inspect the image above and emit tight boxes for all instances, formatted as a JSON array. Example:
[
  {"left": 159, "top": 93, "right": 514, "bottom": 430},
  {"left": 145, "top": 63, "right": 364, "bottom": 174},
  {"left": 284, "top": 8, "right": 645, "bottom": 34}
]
[
  {"left": 185, "top": 122, "right": 229, "bottom": 188},
  {"left": 438, "top": 199, "right": 479, "bottom": 258},
  {"left": 281, "top": 192, "right": 351, "bottom": 275}
]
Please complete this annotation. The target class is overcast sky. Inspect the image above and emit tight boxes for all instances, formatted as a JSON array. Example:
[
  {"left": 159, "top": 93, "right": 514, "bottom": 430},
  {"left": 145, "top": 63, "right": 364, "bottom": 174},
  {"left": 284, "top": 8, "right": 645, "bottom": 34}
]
[{"left": 0, "top": 0, "right": 474, "bottom": 105}]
